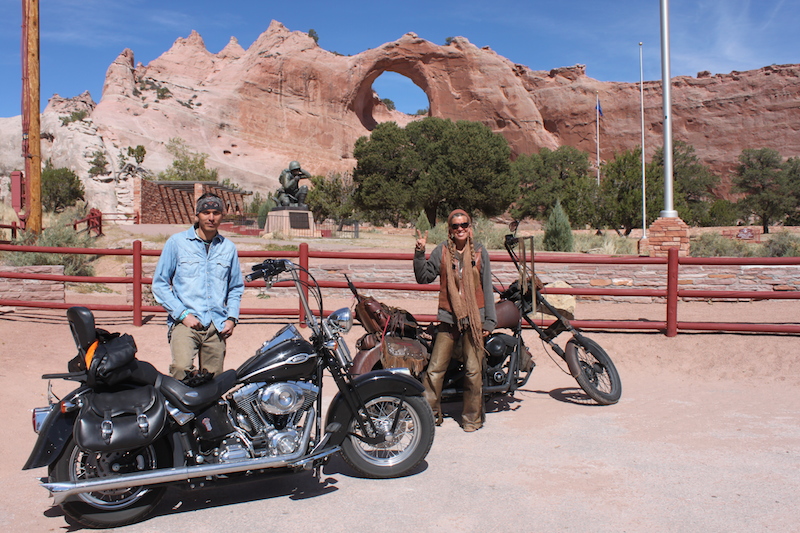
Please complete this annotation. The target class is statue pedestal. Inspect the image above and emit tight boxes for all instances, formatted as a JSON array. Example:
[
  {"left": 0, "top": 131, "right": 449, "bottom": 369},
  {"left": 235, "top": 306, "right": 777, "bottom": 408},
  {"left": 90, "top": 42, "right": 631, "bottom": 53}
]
[{"left": 265, "top": 209, "right": 315, "bottom": 237}]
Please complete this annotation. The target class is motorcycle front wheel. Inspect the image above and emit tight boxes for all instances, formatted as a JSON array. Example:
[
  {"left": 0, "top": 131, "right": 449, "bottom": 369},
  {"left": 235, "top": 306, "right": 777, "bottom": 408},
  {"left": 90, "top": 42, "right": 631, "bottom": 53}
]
[
  {"left": 48, "top": 438, "right": 171, "bottom": 528},
  {"left": 341, "top": 394, "right": 434, "bottom": 478},
  {"left": 564, "top": 335, "right": 622, "bottom": 405}
]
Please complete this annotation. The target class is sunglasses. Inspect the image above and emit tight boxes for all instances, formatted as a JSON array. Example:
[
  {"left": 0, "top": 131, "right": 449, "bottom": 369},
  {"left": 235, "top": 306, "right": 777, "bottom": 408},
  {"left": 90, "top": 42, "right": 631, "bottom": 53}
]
[{"left": 450, "top": 222, "right": 470, "bottom": 230}]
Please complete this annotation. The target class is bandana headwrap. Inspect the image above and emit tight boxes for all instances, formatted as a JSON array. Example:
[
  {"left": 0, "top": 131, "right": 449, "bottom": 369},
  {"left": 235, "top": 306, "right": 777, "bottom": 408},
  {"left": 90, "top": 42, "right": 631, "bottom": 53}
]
[
  {"left": 447, "top": 209, "right": 470, "bottom": 227},
  {"left": 196, "top": 196, "right": 224, "bottom": 215}
]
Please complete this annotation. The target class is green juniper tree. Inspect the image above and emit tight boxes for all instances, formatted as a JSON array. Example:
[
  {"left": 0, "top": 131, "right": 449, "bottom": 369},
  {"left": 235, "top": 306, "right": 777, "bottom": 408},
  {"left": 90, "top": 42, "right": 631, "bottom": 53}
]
[{"left": 543, "top": 200, "right": 574, "bottom": 252}]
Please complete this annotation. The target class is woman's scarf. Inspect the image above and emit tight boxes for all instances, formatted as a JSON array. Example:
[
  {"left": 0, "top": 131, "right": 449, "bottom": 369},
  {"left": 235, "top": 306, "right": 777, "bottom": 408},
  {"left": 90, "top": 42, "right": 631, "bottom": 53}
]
[{"left": 442, "top": 236, "right": 484, "bottom": 350}]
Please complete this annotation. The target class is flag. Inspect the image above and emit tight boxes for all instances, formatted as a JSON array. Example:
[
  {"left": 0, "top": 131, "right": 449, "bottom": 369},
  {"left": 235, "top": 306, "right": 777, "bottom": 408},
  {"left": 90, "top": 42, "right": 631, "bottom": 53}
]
[{"left": 596, "top": 97, "right": 604, "bottom": 117}]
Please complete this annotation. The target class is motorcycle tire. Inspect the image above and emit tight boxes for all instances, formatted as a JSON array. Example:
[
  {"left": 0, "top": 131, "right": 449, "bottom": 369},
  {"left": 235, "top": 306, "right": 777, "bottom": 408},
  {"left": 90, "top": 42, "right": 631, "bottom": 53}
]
[
  {"left": 564, "top": 335, "right": 622, "bottom": 405},
  {"left": 48, "top": 437, "right": 171, "bottom": 528},
  {"left": 341, "top": 393, "right": 435, "bottom": 479}
]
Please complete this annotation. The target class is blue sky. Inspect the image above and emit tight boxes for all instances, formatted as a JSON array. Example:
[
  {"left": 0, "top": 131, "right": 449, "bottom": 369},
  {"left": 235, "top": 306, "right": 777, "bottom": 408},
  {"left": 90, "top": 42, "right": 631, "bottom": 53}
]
[{"left": 1, "top": 0, "right": 796, "bottom": 118}]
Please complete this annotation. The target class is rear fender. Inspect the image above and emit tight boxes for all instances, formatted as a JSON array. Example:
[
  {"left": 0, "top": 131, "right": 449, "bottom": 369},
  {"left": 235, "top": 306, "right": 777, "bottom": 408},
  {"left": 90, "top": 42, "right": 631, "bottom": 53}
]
[
  {"left": 22, "top": 405, "right": 76, "bottom": 470},
  {"left": 324, "top": 370, "right": 424, "bottom": 445}
]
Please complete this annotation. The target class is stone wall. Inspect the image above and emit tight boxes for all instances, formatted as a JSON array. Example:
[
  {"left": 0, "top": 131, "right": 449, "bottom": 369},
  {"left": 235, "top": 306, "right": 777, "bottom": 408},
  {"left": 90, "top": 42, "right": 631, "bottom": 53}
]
[
  {"left": 3, "top": 258, "right": 796, "bottom": 307},
  {"left": 225, "top": 257, "right": 800, "bottom": 304},
  {"left": 0, "top": 266, "right": 65, "bottom": 302}
]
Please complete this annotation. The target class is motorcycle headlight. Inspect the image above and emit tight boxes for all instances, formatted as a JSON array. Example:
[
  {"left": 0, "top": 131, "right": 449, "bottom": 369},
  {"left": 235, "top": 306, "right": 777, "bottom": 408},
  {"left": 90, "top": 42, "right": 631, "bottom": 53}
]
[
  {"left": 327, "top": 307, "right": 353, "bottom": 333},
  {"left": 485, "top": 334, "right": 508, "bottom": 358}
]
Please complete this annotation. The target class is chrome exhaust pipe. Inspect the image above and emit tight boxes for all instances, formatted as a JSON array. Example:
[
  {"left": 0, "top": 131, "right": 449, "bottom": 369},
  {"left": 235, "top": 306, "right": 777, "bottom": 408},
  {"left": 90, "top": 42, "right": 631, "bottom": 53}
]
[{"left": 43, "top": 409, "right": 330, "bottom": 505}]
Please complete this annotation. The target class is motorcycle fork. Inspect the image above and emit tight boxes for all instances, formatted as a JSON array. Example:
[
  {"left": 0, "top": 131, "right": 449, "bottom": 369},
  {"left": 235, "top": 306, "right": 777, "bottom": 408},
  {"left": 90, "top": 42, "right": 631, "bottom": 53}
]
[
  {"left": 522, "top": 291, "right": 576, "bottom": 360},
  {"left": 327, "top": 361, "right": 387, "bottom": 446}
]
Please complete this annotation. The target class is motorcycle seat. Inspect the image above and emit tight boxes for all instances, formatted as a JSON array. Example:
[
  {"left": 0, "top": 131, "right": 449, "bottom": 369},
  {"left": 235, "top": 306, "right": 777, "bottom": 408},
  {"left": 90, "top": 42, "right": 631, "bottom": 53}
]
[{"left": 158, "top": 369, "right": 238, "bottom": 412}]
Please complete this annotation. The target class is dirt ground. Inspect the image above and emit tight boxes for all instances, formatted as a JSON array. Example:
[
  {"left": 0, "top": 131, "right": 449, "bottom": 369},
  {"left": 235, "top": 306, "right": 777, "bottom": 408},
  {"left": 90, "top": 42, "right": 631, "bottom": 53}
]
[
  {"left": 1, "top": 225, "right": 799, "bottom": 531},
  {"left": 1, "top": 297, "right": 799, "bottom": 532}
]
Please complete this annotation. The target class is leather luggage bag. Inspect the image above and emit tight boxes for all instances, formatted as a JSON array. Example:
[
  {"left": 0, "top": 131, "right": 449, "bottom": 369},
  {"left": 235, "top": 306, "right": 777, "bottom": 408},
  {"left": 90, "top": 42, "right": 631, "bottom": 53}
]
[
  {"left": 354, "top": 296, "right": 387, "bottom": 334},
  {"left": 381, "top": 336, "right": 429, "bottom": 377},
  {"left": 74, "top": 385, "right": 166, "bottom": 452}
]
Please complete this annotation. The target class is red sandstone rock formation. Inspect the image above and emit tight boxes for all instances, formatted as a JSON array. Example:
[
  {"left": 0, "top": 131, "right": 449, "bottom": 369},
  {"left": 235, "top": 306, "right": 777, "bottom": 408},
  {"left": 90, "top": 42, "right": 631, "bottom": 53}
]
[{"left": 4, "top": 20, "right": 799, "bottom": 211}]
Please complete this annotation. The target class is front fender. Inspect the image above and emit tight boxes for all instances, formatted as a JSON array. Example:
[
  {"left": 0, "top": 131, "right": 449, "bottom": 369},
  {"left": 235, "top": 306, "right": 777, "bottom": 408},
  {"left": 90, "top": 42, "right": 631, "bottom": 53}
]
[
  {"left": 22, "top": 405, "right": 76, "bottom": 470},
  {"left": 325, "top": 370, "right": 424, "bottom": 445}
]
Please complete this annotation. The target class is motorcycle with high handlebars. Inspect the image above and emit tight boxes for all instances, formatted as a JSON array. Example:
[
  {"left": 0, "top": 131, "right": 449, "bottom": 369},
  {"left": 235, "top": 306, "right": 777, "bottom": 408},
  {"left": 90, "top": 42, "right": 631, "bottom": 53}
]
[
  {"left": 23, "top": 258, "right": 435, "bottom": 528},
  {"left": 349, "top": 233, "right": 622, "bottom": 406}
]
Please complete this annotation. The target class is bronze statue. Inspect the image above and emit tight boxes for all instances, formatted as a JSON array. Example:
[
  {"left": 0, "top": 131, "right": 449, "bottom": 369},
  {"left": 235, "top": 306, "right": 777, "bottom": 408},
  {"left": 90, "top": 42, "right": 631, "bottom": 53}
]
[{"left": 274, "top": 161, "right": 311, "bottom": 209}]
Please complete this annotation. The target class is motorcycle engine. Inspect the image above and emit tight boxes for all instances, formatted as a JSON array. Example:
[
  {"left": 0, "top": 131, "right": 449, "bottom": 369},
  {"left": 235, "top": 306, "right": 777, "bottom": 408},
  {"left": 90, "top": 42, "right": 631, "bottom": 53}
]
[{"left": 226, "top": 381, "right": 319, "bottom": 459}]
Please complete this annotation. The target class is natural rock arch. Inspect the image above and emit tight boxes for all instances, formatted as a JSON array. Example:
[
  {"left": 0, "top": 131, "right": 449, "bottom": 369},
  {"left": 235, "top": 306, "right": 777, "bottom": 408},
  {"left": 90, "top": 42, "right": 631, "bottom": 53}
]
[{"left": 352, "top": 61, "right": 432, "bottom": 130}]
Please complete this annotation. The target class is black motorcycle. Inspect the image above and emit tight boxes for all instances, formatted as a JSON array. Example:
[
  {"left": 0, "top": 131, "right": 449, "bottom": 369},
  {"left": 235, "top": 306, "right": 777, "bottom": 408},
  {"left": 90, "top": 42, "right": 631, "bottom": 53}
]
[
  {"left": 349, "top": 234, "right": 622, "bottom": 406},
  {"left": 23, "top": 259, "right": 435, "bottom": 528}
]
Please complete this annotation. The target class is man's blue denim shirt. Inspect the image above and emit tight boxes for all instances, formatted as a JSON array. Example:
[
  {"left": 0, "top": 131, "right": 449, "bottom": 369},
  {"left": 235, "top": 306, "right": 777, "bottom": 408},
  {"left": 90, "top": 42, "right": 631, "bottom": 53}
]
[{"left": 152, "top": 226, "right": 244, "bottom": 332}]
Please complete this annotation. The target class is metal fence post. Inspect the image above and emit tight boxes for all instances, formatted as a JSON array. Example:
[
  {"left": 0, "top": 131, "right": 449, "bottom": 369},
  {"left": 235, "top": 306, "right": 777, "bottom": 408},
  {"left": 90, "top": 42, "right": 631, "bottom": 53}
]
[
  {"left": 666, "top": 247, "right": 678, "bottom": 336},
  {"left": 133, "top": 240, "right": 142, "bottom": 326}
]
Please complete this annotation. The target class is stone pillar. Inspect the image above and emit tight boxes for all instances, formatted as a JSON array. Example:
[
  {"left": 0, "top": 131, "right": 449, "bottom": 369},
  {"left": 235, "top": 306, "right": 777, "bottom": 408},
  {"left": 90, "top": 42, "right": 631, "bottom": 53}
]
[{"left": 645, "top": 217, "right": 690, "bottom": 257}]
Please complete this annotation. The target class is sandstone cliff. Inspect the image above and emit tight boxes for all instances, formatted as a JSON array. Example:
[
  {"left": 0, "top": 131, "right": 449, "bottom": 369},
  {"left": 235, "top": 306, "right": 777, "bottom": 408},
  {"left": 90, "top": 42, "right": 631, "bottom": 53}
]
[{"left": 2, "top": 20, "right": 798, "bottom": 214}]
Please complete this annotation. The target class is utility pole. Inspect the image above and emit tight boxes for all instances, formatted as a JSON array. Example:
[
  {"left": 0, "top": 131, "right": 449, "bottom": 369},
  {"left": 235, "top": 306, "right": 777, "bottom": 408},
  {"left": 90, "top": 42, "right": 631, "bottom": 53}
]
[{"left": 22, "top": 0, "right": 42, "bottom": 233}]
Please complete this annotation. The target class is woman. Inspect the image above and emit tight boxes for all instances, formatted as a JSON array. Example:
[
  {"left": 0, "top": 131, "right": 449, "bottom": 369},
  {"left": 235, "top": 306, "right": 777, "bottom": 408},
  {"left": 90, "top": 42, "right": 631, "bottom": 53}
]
[{"left": 413, "top": 210, "right": 496, "bottom": 432}]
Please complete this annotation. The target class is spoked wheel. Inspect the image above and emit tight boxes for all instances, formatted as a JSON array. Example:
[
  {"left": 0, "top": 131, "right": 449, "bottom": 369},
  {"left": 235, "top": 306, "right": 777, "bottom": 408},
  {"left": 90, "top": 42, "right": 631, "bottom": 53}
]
[
  {"left": 564, "top": 335, "right": 621, "bottom": 405},
  {"left": 49, "top": 439, "right": 171, "bottom": 528},
  {"left": 341, "top": 394, "right": 435, "bottom": 478}
]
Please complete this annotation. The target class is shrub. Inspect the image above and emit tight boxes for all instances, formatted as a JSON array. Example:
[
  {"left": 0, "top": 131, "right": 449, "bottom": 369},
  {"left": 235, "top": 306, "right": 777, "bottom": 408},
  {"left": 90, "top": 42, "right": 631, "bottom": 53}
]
[
  {"left": 257, "top": 201, "right": 270, "bottom": 229},
  {"left": 42, "top": 160, "right": 85, "bottom": 212},
  {"left": 415, "top": 210, "right": 431, "bottom": 233},
  {"left": 758, "top": 231, "right": 800, "bottom": 257},
  {"left": 689, "top": 233, "right": 754, "bottom": 258},
  {"left": 705, "top": 199, "right": 740, "bottom": 227},
  {"left": 59, "top": 110, "right": 87, "bottom": 126},
  {"left": 573, "top": 233, "right": 637, "bottom": 255},
  {"left": 4, "top": 207, "right": 97, "bottom": 276},
  {"left": 157, "top": 138, "right": 218, "bottom": 182},
  {"left": 88, "top": 150, "right": 110, "bottom": 177},
  {"left": 543, "top": 200, "right": 574, "bottom": 252}
]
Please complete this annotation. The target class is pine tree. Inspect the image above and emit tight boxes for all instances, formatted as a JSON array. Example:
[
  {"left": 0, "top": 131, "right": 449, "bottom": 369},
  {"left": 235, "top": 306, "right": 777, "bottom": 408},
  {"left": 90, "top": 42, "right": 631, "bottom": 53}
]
[{"left": 543, "top": 199, "right": 574, "bottom": 252}]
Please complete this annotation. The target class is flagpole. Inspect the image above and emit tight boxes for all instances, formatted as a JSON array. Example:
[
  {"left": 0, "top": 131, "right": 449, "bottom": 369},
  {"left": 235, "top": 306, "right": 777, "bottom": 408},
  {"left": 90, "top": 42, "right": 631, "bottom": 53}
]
[
  {"left": 595, "top": 92, "right": 600, "bottom": 185},
  {"left": 640, "top": 42, "right": 647, "bottom": 238},
  {"left": 659, "top": 0, "right": 677, "bottom": 217}
]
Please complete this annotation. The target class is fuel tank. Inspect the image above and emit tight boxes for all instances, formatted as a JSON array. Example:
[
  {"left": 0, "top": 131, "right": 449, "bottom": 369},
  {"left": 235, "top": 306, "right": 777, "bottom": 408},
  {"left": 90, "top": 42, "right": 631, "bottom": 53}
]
[{"left": 236, "top": 325, "right": 317, "bottom": 383}]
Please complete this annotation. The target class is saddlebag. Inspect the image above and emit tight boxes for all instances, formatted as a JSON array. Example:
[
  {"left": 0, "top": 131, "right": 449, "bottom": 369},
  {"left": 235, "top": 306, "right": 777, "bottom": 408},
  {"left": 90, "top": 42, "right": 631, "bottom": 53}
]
[
  {"left": 74, "top": 385, "right": 166, "bottom": 452},
  {"left": 381, "top": 335, "right": 429, "bottom": 377}
]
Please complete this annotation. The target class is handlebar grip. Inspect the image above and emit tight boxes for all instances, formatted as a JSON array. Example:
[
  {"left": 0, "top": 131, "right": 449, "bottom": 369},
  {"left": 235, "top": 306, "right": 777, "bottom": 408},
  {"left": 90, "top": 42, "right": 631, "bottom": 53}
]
[
  {"left": 245, "top": 271, "right": 263, "bottom": 282},
  {"left": 246, "top": 259, "right": 287, "bottom": 282}
]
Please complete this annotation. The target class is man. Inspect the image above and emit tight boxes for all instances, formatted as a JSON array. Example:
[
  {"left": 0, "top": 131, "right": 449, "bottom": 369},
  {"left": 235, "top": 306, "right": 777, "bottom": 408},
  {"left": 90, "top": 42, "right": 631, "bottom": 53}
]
[
  {"left": 276, "top": 161, "right": 311, "bottom": 208},
  {"left": 152, "top": 193, "right": 244, "bottom": 380}
]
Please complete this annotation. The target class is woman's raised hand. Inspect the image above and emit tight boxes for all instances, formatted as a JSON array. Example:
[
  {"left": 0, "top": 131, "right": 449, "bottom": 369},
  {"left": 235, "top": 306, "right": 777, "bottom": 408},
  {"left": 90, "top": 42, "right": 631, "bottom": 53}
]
[{"left": 415, "top": 229, "right": 428, "bottom": 252}]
